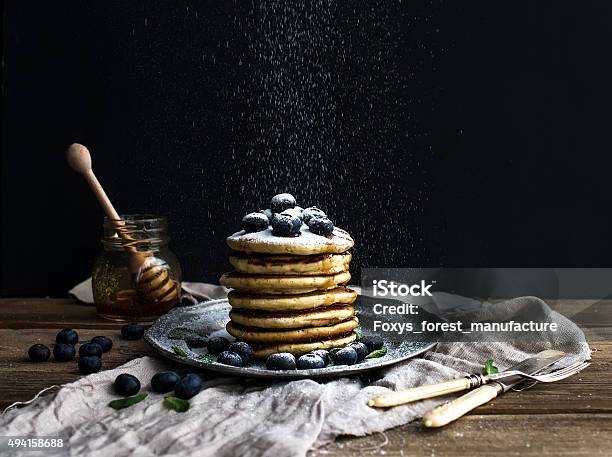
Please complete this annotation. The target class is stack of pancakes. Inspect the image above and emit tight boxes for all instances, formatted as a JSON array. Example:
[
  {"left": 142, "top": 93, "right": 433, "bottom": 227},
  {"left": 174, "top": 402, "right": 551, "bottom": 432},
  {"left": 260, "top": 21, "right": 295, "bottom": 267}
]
[{"left": 220, "top": 224, "right": 357, "bottom": 358}]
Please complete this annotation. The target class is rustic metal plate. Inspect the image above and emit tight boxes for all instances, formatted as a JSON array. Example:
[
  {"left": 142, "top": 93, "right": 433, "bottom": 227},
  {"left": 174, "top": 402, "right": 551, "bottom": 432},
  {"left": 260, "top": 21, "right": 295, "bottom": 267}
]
[{"left": 145, "top": 297, "right": 436, "bottom": 379}]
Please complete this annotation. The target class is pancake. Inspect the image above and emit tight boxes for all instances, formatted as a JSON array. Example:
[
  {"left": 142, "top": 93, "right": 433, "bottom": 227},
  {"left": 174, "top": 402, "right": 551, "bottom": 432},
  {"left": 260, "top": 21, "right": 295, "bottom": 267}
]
[
  {"left": 228, "top": 287, "right": 357, "bottom": 311},
  {"left": 229, "top": 305, "right": 355, "bottom": 329},
  {"left": 229, "top": 252, "right": 351, "bottom": 275},
  {"left": 226, "top": 317, "right": 359, "bottom": 343},
  {"left": 219, "top": 271, "right": 351, "bottom": 294},
  {"left": 226, "top": 225, "right": 354, "bottom": 255},
  {"left": 251, "top": 333, "right": 357, "bottom": 358}
]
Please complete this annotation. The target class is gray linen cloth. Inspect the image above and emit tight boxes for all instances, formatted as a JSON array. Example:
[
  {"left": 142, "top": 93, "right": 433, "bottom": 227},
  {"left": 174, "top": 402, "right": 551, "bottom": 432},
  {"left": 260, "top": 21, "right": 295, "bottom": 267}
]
[{"left": 1, "top": 288, "right": 590, "bottom": 457}]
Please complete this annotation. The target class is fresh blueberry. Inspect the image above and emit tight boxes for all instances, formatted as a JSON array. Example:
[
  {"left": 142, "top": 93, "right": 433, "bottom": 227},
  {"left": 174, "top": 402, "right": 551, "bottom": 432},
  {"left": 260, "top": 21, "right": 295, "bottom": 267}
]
[
  {"left": 302, "top": 207, "right": 327, "bottom": 224},
  {"left": 78, "top": 356, "right": 102, "bottom": 374},
  {"left": 266, "top": 353, "right": 297, "bottom": 370},
  {"left": 270, "top": 193, "right": 296, "bottom": 213},
  {"left": 114, "top": 373, "right": 141, "bottom": 396},
  {"left": 217, "top": 351, "right": 243, "bottom": 367},
  {"left": 297, "top": 353, "right": 325, "bottom": 369},
  {"left": 260, "top": 208, "right": 274, "bottom": 223},
  {"left": 361, "top": 335, "right": 384, "bottom": 353},
  {"left": 227, "top": 342, "right": 253, "bottom": 364},
  {"left": 207, "top": 336, "right": 230, "bottom": 355},
  {"left": 53, "top": 343, "right": 76, "bottom": 362},
  {"left": 348, "top": 342, "right": 368, "bottom": 362},
  {"left": 121, "top": 323, "right": 145, "bottom": 340},
  {"left": 79, "top": 343, "right": 103, "bottom": 358},
  {"left": 281, "top": 207, "right": 303, "bottom": 220},
  {"left": 174, "top": 373, "right": 203, "bottom": 399},
  {"left": 90, "top": 336, "right": 113, "bottom": 353},
  {"left": 56, "top": 328, "right": 79, "bottom": 345},
  {"left": 28, "top": 344, "right": 50, "bottom": 362},
  {"left": 311, "top": 349, "right": 330, "bottom": 366},
  {"left": 242, "top": 212, "right": 270, "bottom": 233},
  {"left": 151, "top": 371, "right": 181, "bottom": 393},
  {"left": 271, "top": 213, "right": 301, "bottom": 237},
  {"left": 308, "top": 217, "right": 334, "bottom": 237},
  {"left": 177, "top": 295, "right": 198, "bottom": 307},
  {"left": 333, "top": 347, "right": 358, "bottom": 365}
]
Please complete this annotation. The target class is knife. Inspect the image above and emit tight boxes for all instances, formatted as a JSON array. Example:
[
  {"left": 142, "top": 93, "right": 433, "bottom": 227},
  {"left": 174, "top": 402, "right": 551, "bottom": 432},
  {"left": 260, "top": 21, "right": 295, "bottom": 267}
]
[
  {"left": 368, "top": 349, "right": 565, "bottom": 408},
  {"left": 422, "top": 349, "right": 565, "bottom": 427}
]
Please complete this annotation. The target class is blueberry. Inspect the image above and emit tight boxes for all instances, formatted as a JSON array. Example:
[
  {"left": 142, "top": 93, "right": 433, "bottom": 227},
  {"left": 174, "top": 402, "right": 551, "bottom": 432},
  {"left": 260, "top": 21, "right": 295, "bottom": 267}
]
[
  {"left": 302, "top": 207, "right": 327, "bottom": 224},
  {"left": 174, "top": 373, "right": 202, "bottom": 399},
  {"left": 151, "top": 371, "right": 181, "bottom": 393},
  {"left": 361, "top": 335, "right": 384, "bottom": 353},
  {"left": 217, "top": 351, "right": 243, "bottom": 367},
  {"left": 271, "top": 213, "right": 301, "bottom": 237},
  {"left": 114, "top": 373, "right": 141, "bottom": 396},
  {"left": 78, "top": 356, "right": 102, "bottom": 374},
  {"left": 311, "top": 349, "right": 330, "bottom": 366},
  {"left": 308, "top": 217, "right": 334, "bottom": 237},
  {"left": 333, "top": 347, "right": 358, "bottom": 365},
  {"left": 259, "top": 208, "right": 274, "bottom": 223},
  {"left": 266, "top": 353, "right": 297, "bottom": 370},
  {"left": 297, "top": 353, "right": 325, "bottom": 370},
  {"left": 28, "top": 344, "right": 50, "bottom": 362},
  {"left": 177, "top": 295, "right": 198, "bottom": 307},
  {"left": 348, "top": 342, "right": 368, "bottom": 362},
  {"left": 56, "top": 328, "right": 79, "bottom": 345},
  {"left": 242, "top": 212, "right": 270, "bottom": 233},
  {"left": 207, "top": 336, "right": 230, "bottom": 355},
  {"left": 121, "top": 323, "right": 145, "bottom": 340},
  {"left": 90, "top": 336, "right": 113, "bottom": 353},
  {"left": 227, "top": 342, "right": 253, "bottom": 364},
  {"left": 79, "top": 343, "right": 103, "bottom": 358},
  {"left": 281, "top": 207, "right": 303, "bottom": 220},
  {"left": 53, "top": 343, "right": 76, "bottom": 362},
  {"left": 270, "top": 193, "right": 296, "bottom": 213}
]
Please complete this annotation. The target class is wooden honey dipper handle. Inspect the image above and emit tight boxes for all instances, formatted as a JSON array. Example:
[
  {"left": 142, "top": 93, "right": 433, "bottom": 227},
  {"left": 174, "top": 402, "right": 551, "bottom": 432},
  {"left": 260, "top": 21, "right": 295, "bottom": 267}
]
[
  {"left": 66, "top": 143, "right": 122, "bottom": 222},
  {"left": 67, "top": 143, "right": 179, "bottom": 305}
]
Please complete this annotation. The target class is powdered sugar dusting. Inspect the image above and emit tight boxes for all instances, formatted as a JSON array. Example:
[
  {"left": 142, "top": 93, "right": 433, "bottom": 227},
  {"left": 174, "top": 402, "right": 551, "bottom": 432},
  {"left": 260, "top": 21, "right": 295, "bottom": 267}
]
[{"left": 227, "top": 224, "right": 353, "bottom": 253}]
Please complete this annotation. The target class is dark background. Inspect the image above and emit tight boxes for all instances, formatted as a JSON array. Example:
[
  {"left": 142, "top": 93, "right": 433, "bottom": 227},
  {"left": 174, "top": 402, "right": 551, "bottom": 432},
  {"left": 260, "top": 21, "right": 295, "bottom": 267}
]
[{"left": 2, "top": 1, "right": 612, "bottom": 296}]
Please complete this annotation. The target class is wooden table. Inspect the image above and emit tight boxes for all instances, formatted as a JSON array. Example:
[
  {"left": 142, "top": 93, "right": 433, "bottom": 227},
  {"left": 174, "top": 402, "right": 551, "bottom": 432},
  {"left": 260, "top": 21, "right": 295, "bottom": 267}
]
[{"left": 1, "top": 298, "right": 611, "bottom": 456}]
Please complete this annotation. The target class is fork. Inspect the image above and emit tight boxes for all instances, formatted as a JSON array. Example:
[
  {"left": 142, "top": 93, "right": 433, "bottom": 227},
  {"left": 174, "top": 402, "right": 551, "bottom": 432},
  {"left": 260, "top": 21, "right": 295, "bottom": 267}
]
[
  {"left": 486, "top": 361, "right": 590, "bottom": 383},
  {"left": 368, "top": 361, "right": 590, "bottom": 408}
]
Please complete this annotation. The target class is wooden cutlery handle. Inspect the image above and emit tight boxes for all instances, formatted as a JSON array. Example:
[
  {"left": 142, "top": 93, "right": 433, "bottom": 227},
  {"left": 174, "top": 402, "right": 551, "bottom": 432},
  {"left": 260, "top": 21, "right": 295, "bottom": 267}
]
[
  {"left": 368, "top": 377, "right": 471, "bottom": 408},
  {"left": 423, "top": 384, "right": 500, "bottom": 427}
]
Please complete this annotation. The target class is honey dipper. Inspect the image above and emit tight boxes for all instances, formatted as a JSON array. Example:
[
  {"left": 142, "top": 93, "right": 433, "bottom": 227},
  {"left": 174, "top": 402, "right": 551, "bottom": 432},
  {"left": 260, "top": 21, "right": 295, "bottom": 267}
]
[{"left": 66, "top": 143, "right": 179, "bottom": 305}]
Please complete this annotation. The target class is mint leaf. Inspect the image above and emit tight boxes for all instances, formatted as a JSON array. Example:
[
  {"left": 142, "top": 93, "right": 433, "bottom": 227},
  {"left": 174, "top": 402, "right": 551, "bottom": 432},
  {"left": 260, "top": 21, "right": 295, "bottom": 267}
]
[
  {"left": 353, "top": 327, "right": 362, "bottom": 341},
  {"left": 482, "top": 358, "right": 499, "bottom": 375},
  {"left": 168, "top": 328, "right": 208, "bottom": 348},
  {"left": 171, "top": 345, "right": 188, "bottom": 357},
  {"left": 366, "top": 347, "right": 387, "bottom": 359},
  {"left": 163, "top": 396, "right": 190, "bottom": 413},
  {"left": 109, "top": 393, "right": 147, "bottom": 410},
  {"left": 197, "top": 354, "right": 216, "bottom": 364},
  {"left": 328, "top": 348, "right": 342, "bottom": 360}
]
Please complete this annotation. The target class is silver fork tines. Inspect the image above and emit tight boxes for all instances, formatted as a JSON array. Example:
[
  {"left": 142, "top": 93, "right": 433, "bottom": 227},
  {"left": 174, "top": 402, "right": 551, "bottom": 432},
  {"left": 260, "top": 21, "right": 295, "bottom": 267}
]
[{"left": 487, "top": 361, "right": 590, "bottom": 383}]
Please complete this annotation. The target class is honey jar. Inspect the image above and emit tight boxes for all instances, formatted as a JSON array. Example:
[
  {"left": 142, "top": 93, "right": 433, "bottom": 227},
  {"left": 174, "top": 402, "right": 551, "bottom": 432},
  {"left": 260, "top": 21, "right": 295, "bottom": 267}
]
[{"left": 92, "top": 214, "right": 182, "bottom": 321}]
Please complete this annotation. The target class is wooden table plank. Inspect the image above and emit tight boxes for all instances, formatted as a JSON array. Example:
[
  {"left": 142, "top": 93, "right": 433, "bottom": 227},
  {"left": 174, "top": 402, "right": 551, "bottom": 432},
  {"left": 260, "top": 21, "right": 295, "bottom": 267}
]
[
  {"left": 0, "top": 298, "right": 609, "bottom": 457},
  {"left": 310, "top": 414, "right": 612, "bottom": 457}
]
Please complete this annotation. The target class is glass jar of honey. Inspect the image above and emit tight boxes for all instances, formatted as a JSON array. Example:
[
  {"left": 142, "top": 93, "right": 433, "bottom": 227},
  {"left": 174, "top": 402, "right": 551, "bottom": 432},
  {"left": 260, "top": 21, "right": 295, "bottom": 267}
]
[{"left": 92, "top": 215, "right": 182, "bottom": 321}]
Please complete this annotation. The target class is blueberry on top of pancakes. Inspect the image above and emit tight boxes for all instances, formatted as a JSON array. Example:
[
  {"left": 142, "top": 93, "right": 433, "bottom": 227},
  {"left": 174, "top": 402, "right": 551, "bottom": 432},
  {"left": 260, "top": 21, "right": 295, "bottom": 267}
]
[
  {"left": 270, "top": 193, "right": 296, "bottom": 213},
  {"left": 280, "top": 206, "right": 304, "bottom": 220},
  {"left": 260, "top": 208, "right": 274, "bottom": 223},
  {"left": 302, "top": 206, "right": 326, "bottom": 224},
  {"left": 308, "top": 216, "right": 334, "bottom": 237},
  {"left": 242, "top": 212, "right": 269, "bottom": 233},
  {"left": 271, "top": 213, "right": 301, "bottom": 237}
]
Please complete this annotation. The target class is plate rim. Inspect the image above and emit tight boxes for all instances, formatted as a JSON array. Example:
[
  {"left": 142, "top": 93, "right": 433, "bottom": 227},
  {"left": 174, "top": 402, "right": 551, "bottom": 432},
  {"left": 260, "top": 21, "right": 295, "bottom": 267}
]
[{"left": 144, "top": 298, "right": 437, "bottom": 379}]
